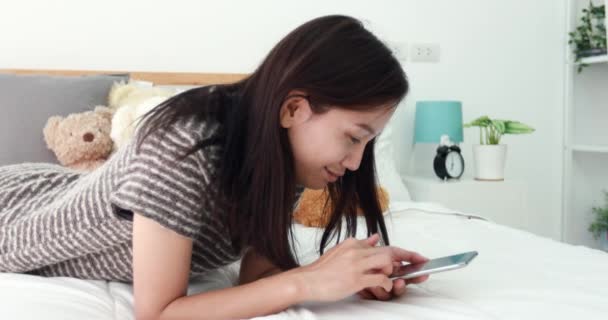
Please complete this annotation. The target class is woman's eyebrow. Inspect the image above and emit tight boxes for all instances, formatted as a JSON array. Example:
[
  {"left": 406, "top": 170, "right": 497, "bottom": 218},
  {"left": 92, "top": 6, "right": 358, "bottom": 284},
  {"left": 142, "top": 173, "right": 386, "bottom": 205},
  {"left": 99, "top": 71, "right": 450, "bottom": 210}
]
[{"left": 355, "top": 123, "right": 376, "bottom": 136}]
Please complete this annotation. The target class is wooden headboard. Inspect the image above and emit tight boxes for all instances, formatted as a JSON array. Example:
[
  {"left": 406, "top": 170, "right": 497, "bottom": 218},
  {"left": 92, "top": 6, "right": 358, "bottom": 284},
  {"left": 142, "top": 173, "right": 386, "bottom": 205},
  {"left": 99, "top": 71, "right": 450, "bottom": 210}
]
[{"left": 0, "top": 68, "right": 248, "bottom": 85}]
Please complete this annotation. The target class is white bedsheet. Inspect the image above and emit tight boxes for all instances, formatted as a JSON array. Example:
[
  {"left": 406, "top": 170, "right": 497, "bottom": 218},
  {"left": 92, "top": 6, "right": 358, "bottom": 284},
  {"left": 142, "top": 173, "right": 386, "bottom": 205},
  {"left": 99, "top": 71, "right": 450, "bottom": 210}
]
[{"left": 1, "top": 201, "right": 607, "bottom": 320}]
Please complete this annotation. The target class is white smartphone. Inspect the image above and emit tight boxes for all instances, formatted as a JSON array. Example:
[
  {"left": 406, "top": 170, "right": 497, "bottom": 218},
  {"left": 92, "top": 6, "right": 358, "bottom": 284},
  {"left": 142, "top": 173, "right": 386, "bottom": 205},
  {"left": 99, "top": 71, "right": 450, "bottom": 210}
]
[{"left": 389, "top": 251, "right": 478, "bottom": 280}]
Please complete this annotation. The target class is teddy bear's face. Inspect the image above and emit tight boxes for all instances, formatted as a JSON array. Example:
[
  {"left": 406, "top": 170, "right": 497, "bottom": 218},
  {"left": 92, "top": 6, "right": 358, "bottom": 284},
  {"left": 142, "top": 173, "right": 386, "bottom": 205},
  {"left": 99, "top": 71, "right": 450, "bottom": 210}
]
[{"left": 44, "top": 109, "right": 114, "bottom": 166}]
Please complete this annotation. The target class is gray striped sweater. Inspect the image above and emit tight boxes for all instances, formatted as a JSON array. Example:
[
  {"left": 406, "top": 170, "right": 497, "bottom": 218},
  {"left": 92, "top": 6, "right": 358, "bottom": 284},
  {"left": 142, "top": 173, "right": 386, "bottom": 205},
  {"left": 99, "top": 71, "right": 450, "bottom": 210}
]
[{"left": 0, "top": 116, "right": 299, "bottom": 283}]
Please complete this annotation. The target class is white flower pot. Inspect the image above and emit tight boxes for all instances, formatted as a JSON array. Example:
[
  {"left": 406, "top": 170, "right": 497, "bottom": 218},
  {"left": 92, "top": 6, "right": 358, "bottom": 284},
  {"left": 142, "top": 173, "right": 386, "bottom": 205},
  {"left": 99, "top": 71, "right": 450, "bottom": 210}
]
[{"left": 472, "top": 144, "right": 507, "bottom": 181}]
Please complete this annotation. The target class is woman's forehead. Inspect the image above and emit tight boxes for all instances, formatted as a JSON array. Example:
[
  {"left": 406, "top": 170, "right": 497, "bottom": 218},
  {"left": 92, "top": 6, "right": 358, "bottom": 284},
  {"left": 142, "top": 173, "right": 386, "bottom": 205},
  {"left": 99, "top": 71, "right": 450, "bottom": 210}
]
[{"left": 329, "top": 106, "right": 395, "bottom": 126}]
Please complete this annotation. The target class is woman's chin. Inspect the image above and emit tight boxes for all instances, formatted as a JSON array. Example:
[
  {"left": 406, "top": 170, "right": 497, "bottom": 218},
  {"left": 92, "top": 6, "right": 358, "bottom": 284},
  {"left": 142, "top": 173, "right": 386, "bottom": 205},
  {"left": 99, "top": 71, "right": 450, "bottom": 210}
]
[{"left": 302, "top": 179, "right": 327, "bottom": 190}]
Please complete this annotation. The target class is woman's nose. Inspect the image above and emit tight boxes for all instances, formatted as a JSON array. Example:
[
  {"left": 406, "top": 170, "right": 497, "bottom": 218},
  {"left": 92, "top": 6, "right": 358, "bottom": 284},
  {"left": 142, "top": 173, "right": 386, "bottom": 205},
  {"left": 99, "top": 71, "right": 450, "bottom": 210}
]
[{"left": 341, "top": 146, "right": 365, "bottom": 171}]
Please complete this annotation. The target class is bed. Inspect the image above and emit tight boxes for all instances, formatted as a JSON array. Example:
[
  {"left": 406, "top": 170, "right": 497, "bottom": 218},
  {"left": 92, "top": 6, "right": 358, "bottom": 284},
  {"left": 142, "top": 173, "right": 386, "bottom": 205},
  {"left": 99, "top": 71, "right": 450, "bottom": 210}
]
[{"left": 1, "top": 69, "right": 607, "bottom": 320}]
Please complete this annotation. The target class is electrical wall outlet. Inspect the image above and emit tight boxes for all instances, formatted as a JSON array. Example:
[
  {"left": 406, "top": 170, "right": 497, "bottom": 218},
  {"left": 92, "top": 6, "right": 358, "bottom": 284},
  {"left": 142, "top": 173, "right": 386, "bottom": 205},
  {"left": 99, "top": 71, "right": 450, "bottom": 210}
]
[
  {"left": 410, "top": 43, "right": 440, "bottom": 62},
  {"left": 388, "top": 41, "right": 408, "bottom": 61}
]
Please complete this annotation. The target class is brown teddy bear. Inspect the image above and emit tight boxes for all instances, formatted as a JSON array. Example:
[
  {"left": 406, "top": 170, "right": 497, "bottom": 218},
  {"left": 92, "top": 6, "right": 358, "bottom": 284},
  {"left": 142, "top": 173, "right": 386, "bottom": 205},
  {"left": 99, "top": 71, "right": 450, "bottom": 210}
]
[
  {"left": 293, "top": 186, "right": 390, "bottom": 228},
  {"left": 43, "top": 106, "right": 114, "bottom": 172}
]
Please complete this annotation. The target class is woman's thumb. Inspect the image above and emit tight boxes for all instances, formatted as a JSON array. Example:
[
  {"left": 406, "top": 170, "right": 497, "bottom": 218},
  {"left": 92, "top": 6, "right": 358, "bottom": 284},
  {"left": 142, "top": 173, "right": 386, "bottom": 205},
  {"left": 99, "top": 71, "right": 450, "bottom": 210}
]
[{"left": 365, "top": 233, "right": 380, "bottom": 246}]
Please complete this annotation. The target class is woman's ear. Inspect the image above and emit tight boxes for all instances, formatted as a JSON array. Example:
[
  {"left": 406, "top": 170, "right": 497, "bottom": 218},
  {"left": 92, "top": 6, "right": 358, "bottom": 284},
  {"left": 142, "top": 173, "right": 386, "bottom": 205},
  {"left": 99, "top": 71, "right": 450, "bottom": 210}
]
[{"left": 280, "top": 90, "right": 312, "bottom": 128}]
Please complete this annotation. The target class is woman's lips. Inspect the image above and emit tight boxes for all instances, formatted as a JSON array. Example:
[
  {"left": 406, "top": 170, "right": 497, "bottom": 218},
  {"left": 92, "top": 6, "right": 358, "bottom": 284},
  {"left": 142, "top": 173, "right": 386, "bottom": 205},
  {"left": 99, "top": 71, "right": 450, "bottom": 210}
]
[{"left": 325, "top": 167, "right": 342, "bottom": 182}]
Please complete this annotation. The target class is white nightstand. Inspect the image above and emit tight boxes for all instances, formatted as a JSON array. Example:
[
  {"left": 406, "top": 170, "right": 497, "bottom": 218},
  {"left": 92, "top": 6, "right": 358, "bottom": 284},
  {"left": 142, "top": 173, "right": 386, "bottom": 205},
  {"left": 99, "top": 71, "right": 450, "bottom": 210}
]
[{"left": 401, "top": 175, "right": 530, "bottom": 231}]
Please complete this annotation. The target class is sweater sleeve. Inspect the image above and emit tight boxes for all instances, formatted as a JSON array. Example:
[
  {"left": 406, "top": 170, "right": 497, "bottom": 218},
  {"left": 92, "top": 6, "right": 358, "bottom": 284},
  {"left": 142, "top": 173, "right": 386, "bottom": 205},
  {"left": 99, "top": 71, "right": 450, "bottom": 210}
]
[{"left": 109, "top": 118, "right": 221, "bottom": 239}]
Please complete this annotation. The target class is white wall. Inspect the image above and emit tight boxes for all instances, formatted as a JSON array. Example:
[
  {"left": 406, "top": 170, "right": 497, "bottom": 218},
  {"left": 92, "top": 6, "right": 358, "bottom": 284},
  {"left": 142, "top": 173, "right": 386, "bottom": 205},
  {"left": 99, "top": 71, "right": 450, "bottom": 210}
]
[{"left": 0, "top": 0, "right": 566, "bottom": 240}]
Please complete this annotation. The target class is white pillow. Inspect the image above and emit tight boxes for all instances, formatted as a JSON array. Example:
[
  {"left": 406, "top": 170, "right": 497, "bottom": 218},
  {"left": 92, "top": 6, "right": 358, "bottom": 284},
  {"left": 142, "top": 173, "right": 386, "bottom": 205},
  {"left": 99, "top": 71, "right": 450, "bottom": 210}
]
[{"left": 374, "top": 124, "right": 412, "bottom": 202}]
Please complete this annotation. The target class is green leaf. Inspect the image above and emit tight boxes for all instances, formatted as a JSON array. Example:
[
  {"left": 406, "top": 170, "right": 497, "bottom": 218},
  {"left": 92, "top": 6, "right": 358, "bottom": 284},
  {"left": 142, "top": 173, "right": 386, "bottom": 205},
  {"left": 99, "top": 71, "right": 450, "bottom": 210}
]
[
  {"left": 504, "top": 121, "right": 535, "bottom": 134},
  {"left": 491, "top": 120, "right": 507, "bottom": 135},
  {"left": 463, "top": 115, "right": 491, "bottom": 128}
]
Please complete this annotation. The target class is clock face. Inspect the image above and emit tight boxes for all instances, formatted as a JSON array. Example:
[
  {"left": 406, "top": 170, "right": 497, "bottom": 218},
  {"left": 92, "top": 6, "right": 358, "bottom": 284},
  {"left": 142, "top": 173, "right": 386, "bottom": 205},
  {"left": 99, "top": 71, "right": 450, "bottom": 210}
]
[{"left": 445, "top": 152, "right": 464, "bottom": 177}]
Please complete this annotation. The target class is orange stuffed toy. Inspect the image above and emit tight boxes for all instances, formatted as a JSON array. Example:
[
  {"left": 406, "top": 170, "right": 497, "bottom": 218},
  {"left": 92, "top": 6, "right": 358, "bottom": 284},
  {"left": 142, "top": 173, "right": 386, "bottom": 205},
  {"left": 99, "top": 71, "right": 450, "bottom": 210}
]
[{"left": 293, "top": 186, "right": 390, "bottom": 228}]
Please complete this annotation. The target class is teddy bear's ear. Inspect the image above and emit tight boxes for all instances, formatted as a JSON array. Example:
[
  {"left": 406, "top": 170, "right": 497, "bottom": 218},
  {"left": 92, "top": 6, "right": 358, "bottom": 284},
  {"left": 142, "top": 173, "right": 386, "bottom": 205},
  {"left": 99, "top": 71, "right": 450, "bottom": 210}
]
[
  {"left": 43, "top": 116, "right": 63, "bottom": 149},
  {"left": 93, "top": 105, "right": 113, "bottom": 122}
]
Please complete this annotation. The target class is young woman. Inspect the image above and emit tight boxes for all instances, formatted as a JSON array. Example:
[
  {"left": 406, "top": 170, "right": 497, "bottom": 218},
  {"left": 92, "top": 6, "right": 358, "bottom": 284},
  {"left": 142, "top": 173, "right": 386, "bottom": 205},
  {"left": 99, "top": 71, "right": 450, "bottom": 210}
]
[{"left": 0, "top": 15, "right": 429, "bottom": 319}]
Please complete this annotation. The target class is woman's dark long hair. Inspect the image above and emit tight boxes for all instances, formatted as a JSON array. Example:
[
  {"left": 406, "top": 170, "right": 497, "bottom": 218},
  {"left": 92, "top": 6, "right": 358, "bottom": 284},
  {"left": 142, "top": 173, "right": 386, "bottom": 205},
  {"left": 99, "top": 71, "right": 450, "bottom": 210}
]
[{"left": 134, "top": 15, "right": 409, "bottom": 270}]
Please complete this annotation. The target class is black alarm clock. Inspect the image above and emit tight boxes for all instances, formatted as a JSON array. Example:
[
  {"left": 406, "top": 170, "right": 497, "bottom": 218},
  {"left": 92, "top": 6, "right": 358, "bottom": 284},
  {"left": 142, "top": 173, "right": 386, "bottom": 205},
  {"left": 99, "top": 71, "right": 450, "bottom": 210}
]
[{"left": 433, "top": 145, "right": 465, "bottom": 180}]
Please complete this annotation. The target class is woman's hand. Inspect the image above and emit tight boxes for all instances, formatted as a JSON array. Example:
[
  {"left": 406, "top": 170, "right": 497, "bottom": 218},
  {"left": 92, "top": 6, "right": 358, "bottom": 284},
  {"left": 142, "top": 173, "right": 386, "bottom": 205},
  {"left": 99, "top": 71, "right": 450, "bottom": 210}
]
[
  {"left": 296, "top": 233, "right": 427, "bottom": 302},
  {"left": 356, "top": 274, "right": 430, "bottom": 300},
  {"left": 356, "top": 235, "right": 430, "bottom": 301}
]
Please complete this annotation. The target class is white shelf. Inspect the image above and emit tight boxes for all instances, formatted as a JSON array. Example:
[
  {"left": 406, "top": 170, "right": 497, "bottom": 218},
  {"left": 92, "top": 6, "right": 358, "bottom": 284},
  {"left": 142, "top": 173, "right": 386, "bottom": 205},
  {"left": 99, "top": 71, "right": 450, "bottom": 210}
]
[
  {"left": 561, "top": 0, "right": 608, "bottom": 250},
  {"left": 579, "top": 54, "right": 608, "bottom": 64},
  {"left": 567, "top": 144, "right": 608, "bottom": 153}
]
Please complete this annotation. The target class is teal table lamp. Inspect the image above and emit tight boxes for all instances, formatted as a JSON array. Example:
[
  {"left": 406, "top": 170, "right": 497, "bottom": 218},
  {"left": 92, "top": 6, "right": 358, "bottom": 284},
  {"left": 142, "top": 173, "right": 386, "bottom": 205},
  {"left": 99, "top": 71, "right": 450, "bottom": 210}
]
[
  {"left": 414, "top": 101, "right": 463, "bottom": 144},
  {"left": 413, "top": 100, "right": 465, "bottom": 180}
]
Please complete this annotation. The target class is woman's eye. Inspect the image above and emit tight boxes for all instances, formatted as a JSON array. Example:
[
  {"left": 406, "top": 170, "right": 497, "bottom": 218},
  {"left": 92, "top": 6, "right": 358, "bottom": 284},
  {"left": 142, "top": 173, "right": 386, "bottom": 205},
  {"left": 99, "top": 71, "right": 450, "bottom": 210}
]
[{"left": 350, "top": 136, "right": 361, "bottom": 144}]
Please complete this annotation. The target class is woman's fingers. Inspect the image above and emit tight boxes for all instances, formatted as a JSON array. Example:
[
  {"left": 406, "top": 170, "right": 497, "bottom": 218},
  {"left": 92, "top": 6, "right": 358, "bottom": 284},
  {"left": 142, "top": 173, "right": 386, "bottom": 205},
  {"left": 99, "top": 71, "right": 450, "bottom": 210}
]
[
  {"left": 392, "top": 278, "right": 407, "bottom": 296},
  {"left": 360, "top": 235, "right": 429, "bottom": 270},
  {"left": 357, "top": 278, "right": 408, "bottom": 301},
  {"left": 360, "top": 253, "right": 393, "bottom": 276},
  {"left": 357, "top": 288, "right": 375, "bottom": 300},
  {"left": 352, "top": 236, "right": 429, "bottom": 300},
  {"left": 362, "top": 274, "right": 393, "bottom": 292},
  {"left": 366, "top": 286, "right": 392, "bottom": 301},
  {"left": 405, "top": 274, "right": 430, "bottom": 284},
  {"left": 390, "top": 247, "right": 430, "bottom": 264},
  {"left": 364, "top": 233, "right": 380, "bottom": 247}
]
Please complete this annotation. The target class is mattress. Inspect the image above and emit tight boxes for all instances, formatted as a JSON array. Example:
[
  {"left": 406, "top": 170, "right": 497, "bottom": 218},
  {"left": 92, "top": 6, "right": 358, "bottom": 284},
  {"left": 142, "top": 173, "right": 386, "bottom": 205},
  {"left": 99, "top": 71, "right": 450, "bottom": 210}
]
[{"left": 1, "top": 201, "right": 607, "bottom": 320}]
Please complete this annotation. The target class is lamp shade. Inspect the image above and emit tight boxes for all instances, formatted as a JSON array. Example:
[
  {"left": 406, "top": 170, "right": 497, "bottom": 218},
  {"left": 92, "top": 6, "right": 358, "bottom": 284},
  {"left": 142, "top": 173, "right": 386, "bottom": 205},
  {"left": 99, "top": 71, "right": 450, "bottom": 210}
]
[{"left": 414, "top": 100, "right": 463, "bottom": 144}]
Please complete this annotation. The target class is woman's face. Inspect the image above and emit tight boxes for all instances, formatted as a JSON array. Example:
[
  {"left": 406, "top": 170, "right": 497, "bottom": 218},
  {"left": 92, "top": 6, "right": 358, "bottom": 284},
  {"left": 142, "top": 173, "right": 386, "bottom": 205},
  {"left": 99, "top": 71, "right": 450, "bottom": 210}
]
[{"left": 280, "top": 91, "right": 395, "bottom": 189}]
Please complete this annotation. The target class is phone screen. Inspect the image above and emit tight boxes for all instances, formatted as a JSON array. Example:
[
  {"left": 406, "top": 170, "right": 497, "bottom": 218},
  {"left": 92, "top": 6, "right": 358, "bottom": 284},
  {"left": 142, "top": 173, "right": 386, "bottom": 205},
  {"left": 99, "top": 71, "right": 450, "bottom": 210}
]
[{"left": 389, "top": 251, "right": 478, "bottom": 280}]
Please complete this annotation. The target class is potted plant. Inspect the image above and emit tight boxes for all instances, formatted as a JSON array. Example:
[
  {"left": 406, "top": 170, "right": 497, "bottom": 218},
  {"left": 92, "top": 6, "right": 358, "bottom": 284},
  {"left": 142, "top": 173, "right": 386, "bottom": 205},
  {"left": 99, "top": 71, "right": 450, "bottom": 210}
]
[
  {"left": 568, "top": 1, "right": 607, "bottom": 73},
  {"left": 588, "top": 190, "right": 608, "bottom": 251},
  {"left": 463, "top": 116, "right": 535, "bottom": 181}
]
